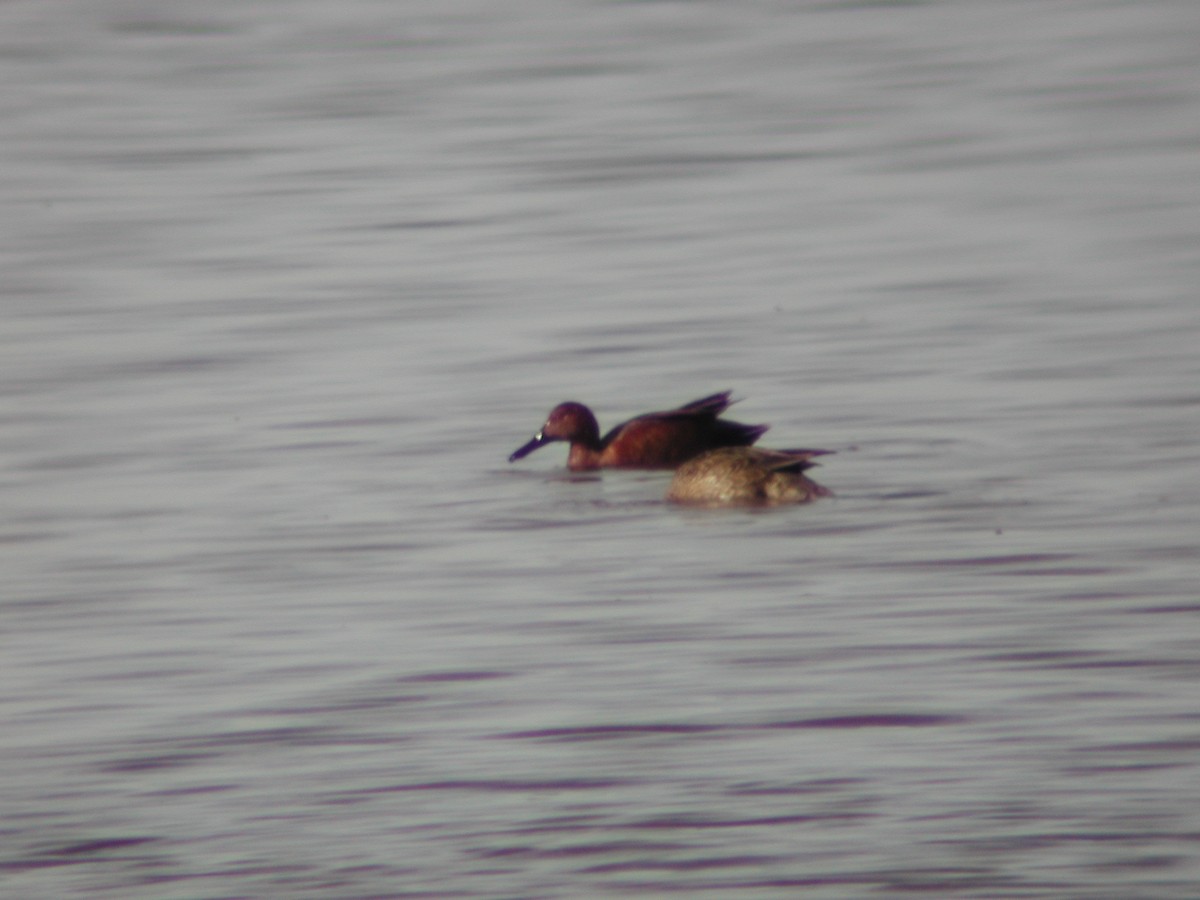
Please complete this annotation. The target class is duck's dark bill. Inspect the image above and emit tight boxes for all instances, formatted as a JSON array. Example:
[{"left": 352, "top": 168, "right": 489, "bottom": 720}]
[{"left": 508, "top": 432, "right": 546, "bottom": 462}]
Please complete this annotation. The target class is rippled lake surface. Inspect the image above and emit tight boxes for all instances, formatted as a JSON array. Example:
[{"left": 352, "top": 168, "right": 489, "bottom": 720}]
[{"left": 4, "top": 0, "right": 1199, "bottom": 896}]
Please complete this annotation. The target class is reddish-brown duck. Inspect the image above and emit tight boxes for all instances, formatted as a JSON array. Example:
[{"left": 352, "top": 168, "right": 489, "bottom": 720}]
[{"left": 509, "top": 391, "right": 767, "bottom": 471}]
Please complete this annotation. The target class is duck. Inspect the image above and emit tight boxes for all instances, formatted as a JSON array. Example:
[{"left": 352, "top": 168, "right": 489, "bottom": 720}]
[
  {"left": 666, "top": 446, "right": 832, "bottom": 506},
  {"left": 508, "top": 390, "right": 767, "bottom": 471}
]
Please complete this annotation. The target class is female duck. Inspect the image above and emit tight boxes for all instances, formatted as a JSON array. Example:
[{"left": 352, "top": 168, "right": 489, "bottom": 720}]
[{"left": 666, "top": 446, "right": 832, "bottom": 506}]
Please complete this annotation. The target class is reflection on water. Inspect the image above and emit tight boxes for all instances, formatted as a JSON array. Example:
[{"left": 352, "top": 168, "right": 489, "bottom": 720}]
[{"left": 3, "top": 0, "right": 1200, "bottom": 895}]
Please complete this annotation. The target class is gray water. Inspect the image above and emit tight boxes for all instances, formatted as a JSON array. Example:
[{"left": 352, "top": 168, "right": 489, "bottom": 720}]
[{"left": 3, "top": 0, "right": 1200, "bottom": 896}]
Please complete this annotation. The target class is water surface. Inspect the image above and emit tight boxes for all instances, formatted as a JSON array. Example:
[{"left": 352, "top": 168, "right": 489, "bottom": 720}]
[{"left": 3, "top": 0, "right": 1199, "bottom": 896}]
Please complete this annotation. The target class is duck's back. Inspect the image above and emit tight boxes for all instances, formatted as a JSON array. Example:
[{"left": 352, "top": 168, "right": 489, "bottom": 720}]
[
  {"left": 667, "top": 447, "right": 831, "bottom": 505},
  {"left": 598, "top": 413, "right": 766, "bottom": 469}
]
